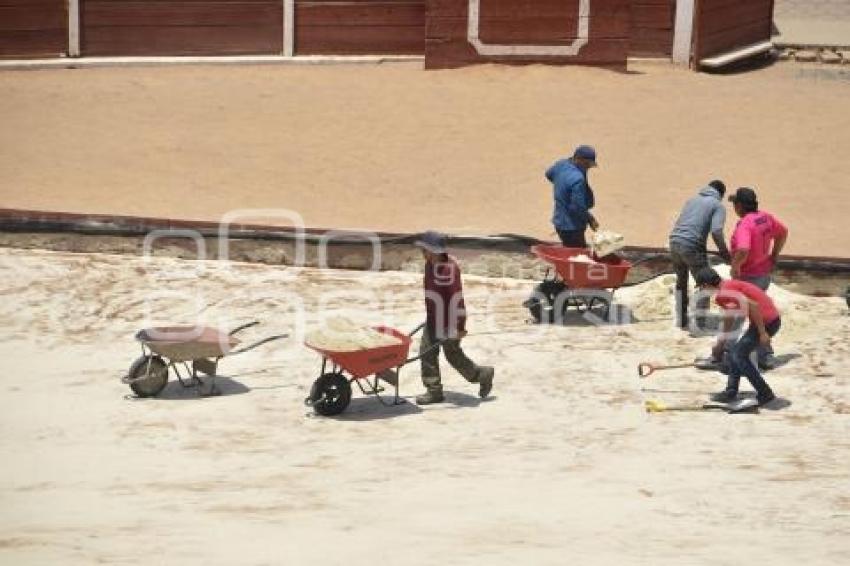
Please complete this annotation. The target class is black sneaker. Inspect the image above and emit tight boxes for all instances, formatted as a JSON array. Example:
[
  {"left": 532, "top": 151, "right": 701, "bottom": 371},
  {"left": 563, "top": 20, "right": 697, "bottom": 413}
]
[
  {"left": 756, "top": 391, "right": 776, "bottom": 406},
  {"left": 477, "top": 367, "right": 494, "bottom": 399},
  {"left": 711, "top": 390, "right": 738, "bottom": 403}
]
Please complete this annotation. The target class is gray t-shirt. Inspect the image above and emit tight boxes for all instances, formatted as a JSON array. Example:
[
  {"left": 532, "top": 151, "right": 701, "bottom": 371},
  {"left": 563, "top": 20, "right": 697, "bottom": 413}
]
[{"left": 669, "top": 186, "right": 727, "bottom": 248}]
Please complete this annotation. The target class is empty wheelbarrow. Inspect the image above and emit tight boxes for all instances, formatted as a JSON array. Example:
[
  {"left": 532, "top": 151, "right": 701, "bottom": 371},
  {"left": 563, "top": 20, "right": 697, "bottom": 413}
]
[{"left": 121, "top": 321, "right": 288, "bottom": 397}]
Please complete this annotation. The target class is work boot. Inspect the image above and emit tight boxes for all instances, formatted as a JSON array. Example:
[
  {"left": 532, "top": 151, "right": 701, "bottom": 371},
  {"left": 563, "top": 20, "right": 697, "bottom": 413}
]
[
  {"left": 477, "top": 366, "right": 494, "bottom": 399},
  {"left": 756, "top": 390, "right": 777, "bottom": 406},
  {"left": 710, "top": 390, "right": 738, "bottom": 403},
  {"left": 416, "top": 387, "right": 444, "bottom": 405}
]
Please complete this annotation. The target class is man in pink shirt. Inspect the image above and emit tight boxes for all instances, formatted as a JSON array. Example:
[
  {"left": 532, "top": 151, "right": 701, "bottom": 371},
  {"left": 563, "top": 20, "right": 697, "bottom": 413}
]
[
  {"left": 728, "top": 187, "right": 788, "bottom": 368},
  {"left": 695, "top": 267, "right": 780, "bottom": 406},
  {"left": 729, "top": 187, "right": 788, "bottom": 288}
]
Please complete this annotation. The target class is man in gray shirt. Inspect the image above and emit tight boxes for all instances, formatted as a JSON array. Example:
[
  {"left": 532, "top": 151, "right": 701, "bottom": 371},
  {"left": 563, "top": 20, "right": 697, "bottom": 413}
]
[{"left": 669, "top": 180, "right": 732, "bottom": 329}]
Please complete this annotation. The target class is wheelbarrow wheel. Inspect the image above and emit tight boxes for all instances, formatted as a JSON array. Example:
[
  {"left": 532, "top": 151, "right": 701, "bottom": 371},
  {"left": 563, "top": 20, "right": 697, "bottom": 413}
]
[
  {"left": 127, "top": 355, "right": 169, "bottom": 398},
  {"left": 309, "top": 372, "right": 352, "bottom": 416},
  {"left": 524, "top": 280, "right": 565, "bottom": 324}
]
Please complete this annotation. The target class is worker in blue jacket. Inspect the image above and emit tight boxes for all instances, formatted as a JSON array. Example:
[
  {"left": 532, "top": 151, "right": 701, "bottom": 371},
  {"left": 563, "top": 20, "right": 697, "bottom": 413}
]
[{"left": 545, "top": 145, "right": 600, "bottom": 248}]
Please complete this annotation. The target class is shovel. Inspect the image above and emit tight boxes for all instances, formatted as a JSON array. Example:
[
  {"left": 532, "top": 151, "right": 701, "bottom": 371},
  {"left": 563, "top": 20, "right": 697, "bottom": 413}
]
[{"left": 637, "top": 361, "right": 696, "bottom": 378}]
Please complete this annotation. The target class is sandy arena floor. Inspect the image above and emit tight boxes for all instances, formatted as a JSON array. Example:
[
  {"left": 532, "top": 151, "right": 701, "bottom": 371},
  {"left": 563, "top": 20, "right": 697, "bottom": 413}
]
[
  {"left": 1, "top": 61, "right": 849, "bottom": 257},
  {"left": 0, "top": 247, "right": 847, "bottom": 565}
]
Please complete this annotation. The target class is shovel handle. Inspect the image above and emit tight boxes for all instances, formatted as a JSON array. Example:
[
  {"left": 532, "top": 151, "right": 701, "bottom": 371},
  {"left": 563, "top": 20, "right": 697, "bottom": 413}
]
[{"left": 638, "top": 362, "right": 695, "bottom": 378}]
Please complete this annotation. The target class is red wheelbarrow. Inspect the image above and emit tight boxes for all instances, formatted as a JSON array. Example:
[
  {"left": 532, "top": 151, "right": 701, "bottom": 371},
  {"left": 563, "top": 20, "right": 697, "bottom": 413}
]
[
  {"left": 524, "top": 245, "right": 632, "bottom": 323},
  {"left": 304, "top": 323, "right": 438, "bottom": 416},
  {"left": 121, "top": 321, "right": 288, "bottom": 397}
]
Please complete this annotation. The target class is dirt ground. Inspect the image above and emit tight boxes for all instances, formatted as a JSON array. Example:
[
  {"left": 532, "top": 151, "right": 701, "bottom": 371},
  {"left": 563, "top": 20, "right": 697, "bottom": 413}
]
[
  {"left": 0, "top": 247, "right": 848, "bottom": 565},
  {"left": 1, "top": 61, "right": 849, "bottom": 257}
]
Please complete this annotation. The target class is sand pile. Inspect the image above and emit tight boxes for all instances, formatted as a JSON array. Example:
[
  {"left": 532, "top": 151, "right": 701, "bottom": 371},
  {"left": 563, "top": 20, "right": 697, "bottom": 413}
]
[
  {"left": 569, "top": 253, "right": 596, "bottom": 264},
  {"left": 305, "top": 317, "right": 401, "bottom": 352}
]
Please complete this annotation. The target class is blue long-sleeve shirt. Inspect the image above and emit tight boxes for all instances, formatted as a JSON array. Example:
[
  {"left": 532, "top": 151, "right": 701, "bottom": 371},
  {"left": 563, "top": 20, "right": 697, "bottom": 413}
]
[{"left": 546, "top": 159, "right": 595, "bottom": 232}]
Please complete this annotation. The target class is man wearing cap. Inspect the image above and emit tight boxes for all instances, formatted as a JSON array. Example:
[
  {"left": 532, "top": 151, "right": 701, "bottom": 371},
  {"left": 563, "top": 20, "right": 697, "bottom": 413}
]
[
  {"left": 545, "top": 145, "right": 600, "bottom": 248},
  {"left": 695, "top": 267, "right": 780, "bottom": 406},
  {"left": 728, "top": 187, "right": 788, "bottom": 368},
  {"left": 728, "top": 187, "right": 788, "bottom": 290},
  {"left": 413, "top": 230, "right": 495, "bottom": 405},
  {"left": 669, "top": 180, "right": 732, "bottom": 329}
]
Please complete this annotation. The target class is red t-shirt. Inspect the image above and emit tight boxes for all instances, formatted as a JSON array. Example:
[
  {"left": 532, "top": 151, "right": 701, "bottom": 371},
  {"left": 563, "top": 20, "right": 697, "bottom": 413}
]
[
  {"left": 716, "top": 279, "right": 780, "bottom": 324},
  {"left": 423, "top": 257, "right": 467, "bottom": 337},
  {"left": 730, "top": 211, "right": 788, "bottom": 278}
]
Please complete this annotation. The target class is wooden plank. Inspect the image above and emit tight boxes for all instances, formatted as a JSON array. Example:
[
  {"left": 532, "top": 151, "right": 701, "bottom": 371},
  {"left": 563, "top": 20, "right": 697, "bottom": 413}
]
[
  {"left": 296, "top": 2, "right": 424, "bottom": 26},
  {"left": 296, "top": 24, "right": 424, "bottom": 54},
  {"left": 83, "top": 24, "right": 283, "bottom": 56},
  {"left": 0, "top": 4, "right": 65, "bottom": 31},
  {"left": 82, "top": 1, "right": 282, "bottom": 27},
  {"left": 0, "top": 28, "right": 66, "bottom": 57},
  {"left": 699, "top": 18, "right": 771, "bottom": 57},
  {"left": 0, "top": 1, "right": 65, "bottom": 57},
  {"left": 694, "top": 0, "right": 773, "bottom": 59},
  {"left": 481, "top": 17, "right": 629, "bottom": 44},
  {"left": 294, "top": 1, "right": 424, "bottom": 55}
]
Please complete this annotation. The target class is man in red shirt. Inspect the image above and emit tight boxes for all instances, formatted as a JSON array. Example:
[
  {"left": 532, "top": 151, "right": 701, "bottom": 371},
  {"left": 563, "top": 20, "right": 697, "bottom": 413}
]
[
  {"left": 728, "top": 187, "right": 788, "bottom": 369},
  {"left": 695, "top": 267, "right": 780, "bottom": 406},
  {"left": 414, "top": 231, "right": 494, "bottom": 405}
]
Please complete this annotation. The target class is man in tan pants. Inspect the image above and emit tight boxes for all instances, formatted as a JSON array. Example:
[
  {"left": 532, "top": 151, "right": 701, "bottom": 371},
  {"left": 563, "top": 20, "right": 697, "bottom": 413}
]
[{"left": 414, "top": 231, "right": 494, "bottom": 405}]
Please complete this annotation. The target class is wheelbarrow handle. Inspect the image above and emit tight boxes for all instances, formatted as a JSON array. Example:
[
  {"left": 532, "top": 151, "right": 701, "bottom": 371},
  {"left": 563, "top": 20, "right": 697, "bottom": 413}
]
[
  {"left": 408, "top": 322, "right": 426, "bottom": 337},
  {"left": 638, "top": 362, "right": 695, "bottom": 378},
  {"left": 229, "top": 334, "right": 289, "bottom": 355},
  {"left": 229, "top": 321, "right": 260, "bottom": 336}
]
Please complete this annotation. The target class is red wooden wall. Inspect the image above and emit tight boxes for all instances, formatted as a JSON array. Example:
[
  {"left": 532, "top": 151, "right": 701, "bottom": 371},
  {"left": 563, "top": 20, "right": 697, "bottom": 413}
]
[
  {"left": 630, "top": 0, "right": 674, "bottom": 56},
  {"left": 693, "top": 0, "right": 774, "bottom": 60},
  {"left": 295, "top": 0, "right": 425, "bottom": 55},
  {"left": 80, "top": 0, "right": 283, "bottom": 56},
  {"left": 426, "top": 0, "right": 631, "bottom": 69},
  {"left": 0, "top": 0, "right": 66, "bottom": 57}
]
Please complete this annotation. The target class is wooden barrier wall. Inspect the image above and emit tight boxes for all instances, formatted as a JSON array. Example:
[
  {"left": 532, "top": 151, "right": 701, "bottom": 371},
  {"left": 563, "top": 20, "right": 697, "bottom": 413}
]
[
  {"left": 80, "top": 0, "right": 283, "bottom": 56},
  {"left": 295, "top": 0, "right": 425, "bottom": 55},
  {"left": 425, "top": 0, "right": 631, "bottom": 69},
  {"left": 630, "top": 0, "right": 674, "bottom": 56},
  {"left": 0, "top": 0, "right": 66, "bottom": 57},
  {"left": 693, "top": 0, "right": 774, "bottom": 60}
]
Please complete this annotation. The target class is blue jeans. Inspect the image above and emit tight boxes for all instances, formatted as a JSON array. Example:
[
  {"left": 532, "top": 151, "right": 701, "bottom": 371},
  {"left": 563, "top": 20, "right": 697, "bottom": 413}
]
[
  {"left": 738, "top": 274, "right": 774, "bottom": 361},
  {"left": 725, "top": 318, "right": 781, "bottom": 399}
]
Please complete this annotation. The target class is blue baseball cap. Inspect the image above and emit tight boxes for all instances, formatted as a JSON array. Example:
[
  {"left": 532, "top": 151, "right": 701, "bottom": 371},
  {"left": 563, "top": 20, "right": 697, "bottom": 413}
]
[
  {"left": 573, "top": 145, "right": 597, "bottom": 167},
  {"left": 414, "top": 230, "right": 448, "bottom": 254}
]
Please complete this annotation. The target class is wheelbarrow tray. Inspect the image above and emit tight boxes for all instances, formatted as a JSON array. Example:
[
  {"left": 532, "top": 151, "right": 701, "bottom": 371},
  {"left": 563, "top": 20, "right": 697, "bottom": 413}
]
[
  {"left": 532, "top": 244, "right": 632, "bottom": 289},
  {"left": 305, "top": 326, "right": 412, "bottom": 379},
  {"left": 135, "top": 326, "right": 240, "bottom": 363}
]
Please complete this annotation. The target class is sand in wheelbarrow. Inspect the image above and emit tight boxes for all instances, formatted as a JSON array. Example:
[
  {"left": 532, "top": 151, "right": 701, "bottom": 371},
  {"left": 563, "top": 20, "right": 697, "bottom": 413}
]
[{"left": 304, "top": 316, "right": 402, "bottom": 352}]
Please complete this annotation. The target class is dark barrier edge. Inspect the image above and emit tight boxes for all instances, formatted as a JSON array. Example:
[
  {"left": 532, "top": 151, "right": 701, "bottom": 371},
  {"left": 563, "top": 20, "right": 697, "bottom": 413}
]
[{"left": 1, "top": 207, "right": 848, "bottom": 273}]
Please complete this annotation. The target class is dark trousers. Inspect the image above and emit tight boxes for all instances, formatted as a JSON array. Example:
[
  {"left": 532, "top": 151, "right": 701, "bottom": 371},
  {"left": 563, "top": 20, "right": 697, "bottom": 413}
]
[
  {"left": 557, "top": 229, "right": 587, "bottom": 248},
  {"left": 725, "top": 318, "right": 781, "bottom": 398},
  {"left": 669, "top": 240, "right": 709, "bottom": 329},
  {"left": 420, "top": 327, "right": 480, "bottom": 392},
  {"left": 738, "top": 274, "right": 775, "bottom": 361}
]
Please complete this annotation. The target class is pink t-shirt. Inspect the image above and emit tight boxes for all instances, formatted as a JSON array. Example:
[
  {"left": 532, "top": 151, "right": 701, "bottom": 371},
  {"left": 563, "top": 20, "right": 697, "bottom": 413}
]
[
  {"left": 716, "top": 280, "right": 780, "bottom": 324},
  {"left": 730, "top": 211, "right": 788, "bottom": 277}
]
